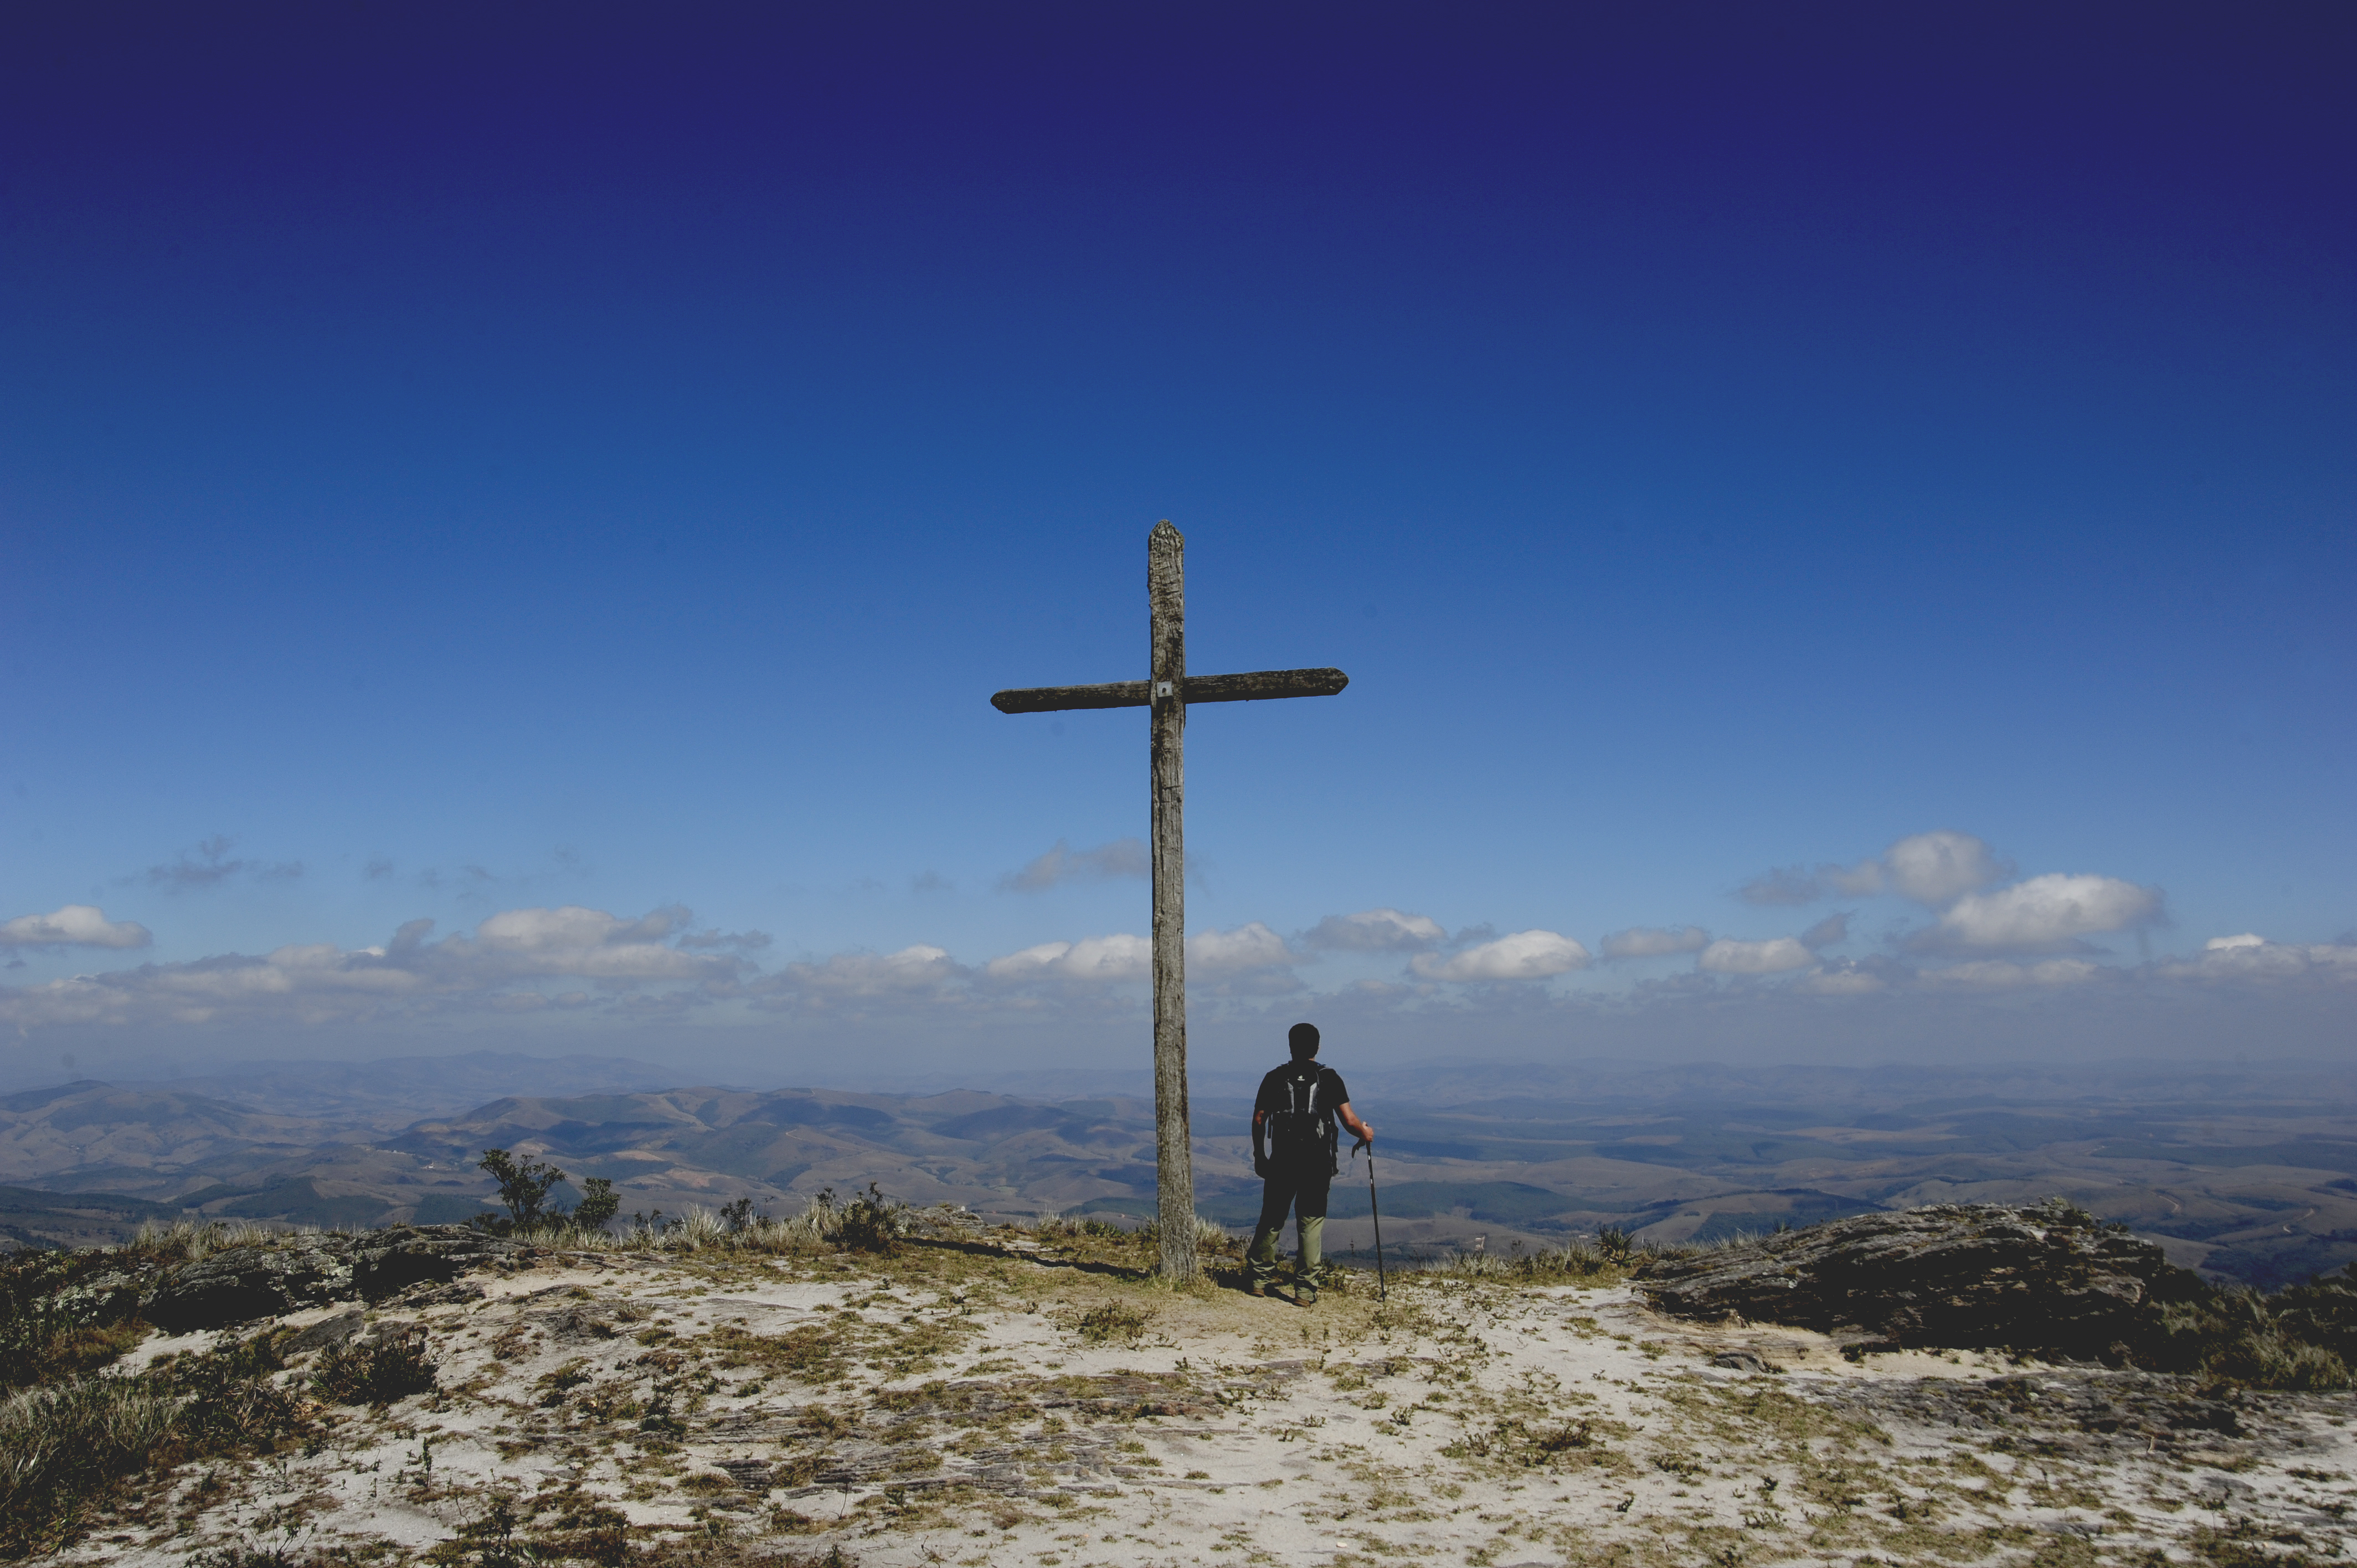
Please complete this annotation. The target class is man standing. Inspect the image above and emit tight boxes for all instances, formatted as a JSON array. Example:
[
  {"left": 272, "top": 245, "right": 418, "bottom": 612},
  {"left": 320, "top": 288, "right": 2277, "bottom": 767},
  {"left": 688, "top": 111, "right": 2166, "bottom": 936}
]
[{"left": 1247, "top": 1021, "right": 1373, "bottom": 1304}]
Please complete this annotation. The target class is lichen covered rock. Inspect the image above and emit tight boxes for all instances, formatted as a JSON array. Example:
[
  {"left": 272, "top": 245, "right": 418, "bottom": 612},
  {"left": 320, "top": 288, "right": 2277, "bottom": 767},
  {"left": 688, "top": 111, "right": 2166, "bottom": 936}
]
[
  {"left": 140, "top": 1236, "right": 354, "bottom": 1332},
  {"left": 350, "top": 1224, "right": 524, "bottom": 1299},
  {"left": 138, "top": 1224, "right": 529, "bottom": 1331},
  {"left": 1634, "top": 1200, "right": 2201, "bottom": 1359}
]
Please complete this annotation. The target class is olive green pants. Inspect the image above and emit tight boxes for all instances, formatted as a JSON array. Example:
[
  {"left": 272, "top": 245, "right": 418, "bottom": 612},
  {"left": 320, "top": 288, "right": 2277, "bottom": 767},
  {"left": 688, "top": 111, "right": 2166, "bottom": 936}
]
[{"left": 1248, "top": 1172, "right": 1330, "bottom": 1287}]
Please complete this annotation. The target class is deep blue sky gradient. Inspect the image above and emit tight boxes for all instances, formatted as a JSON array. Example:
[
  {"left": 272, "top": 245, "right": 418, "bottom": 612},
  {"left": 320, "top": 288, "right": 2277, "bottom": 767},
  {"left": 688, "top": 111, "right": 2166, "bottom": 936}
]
[{"left": 3, "top": 3, "right": 2353, "bottom": 1080}]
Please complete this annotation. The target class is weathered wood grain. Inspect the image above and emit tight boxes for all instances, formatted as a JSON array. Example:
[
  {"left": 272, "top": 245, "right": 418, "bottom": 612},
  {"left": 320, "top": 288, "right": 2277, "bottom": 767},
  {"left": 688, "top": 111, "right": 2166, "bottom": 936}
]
[
  {"left": 990, "top": 680, "right": 1150, "bottom": 714},
  {"left": 1185, "top": 668, "right": 1350, "bottom": 704},
  {"left": 989, "top": 667, "right": 1347, "bottom": 714},
  {"left": 1148, "top": 520, "right": 1196, "bottom": 1282}
]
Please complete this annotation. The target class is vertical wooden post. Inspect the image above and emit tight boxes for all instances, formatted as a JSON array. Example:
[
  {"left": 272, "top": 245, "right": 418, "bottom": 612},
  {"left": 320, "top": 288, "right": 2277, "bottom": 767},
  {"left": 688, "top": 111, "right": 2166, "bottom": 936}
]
[{"left": 1147, "top": 519, "right": 1197, "bottom": 1281}]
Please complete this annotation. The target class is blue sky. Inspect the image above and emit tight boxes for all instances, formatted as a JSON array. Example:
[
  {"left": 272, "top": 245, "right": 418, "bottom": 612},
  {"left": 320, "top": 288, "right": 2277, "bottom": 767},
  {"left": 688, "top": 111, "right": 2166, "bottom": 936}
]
[{"left": 3, "top": 2, "right": 2353, "bottom": 1085}]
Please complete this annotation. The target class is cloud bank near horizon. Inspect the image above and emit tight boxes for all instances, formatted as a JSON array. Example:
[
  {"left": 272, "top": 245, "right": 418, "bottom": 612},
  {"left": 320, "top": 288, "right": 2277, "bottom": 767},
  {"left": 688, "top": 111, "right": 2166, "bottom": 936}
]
[{"left": 2, "top": 828, "right": 2339, "bottom": 1073}]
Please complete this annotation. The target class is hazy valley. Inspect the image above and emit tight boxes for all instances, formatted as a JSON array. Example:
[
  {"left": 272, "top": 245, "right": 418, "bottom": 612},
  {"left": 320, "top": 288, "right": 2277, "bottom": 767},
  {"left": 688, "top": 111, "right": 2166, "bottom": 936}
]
[{"left": 4, "top": 1054, "right": 2355, "bottom": 1291}]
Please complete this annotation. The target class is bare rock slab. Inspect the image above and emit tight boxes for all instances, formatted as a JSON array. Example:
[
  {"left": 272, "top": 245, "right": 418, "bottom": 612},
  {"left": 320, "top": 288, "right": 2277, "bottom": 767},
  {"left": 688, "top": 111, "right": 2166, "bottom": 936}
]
[
  {"left": 138, "top": 1224, "right": 529, "bottom": 1332},
  {"left": 140, "top": 1235, "right": 354, "bottom": 1332},
  {"left": 349, "top": 1224, "right": 526, "bottom": 1299},
  {"left": 1634, "top": 1200, "right": 2196, "bottom": 1358}
]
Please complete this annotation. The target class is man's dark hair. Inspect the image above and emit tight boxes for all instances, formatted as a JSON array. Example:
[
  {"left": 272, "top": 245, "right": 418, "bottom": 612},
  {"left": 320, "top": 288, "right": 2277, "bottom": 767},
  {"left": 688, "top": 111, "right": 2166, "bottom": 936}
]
[{"left": 1288, "top": 1022, "right": 1320, "bottom": 1060}]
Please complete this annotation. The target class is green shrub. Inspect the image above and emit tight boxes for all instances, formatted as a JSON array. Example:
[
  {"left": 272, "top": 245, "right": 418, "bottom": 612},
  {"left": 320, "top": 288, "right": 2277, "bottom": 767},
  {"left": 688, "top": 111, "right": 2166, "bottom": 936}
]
[
  {"left": 2142, "top": 1286, "right": 2352, "bottom": 1390},
  {"left": 1074, "top": 1303, "right": 1152, "bottom": 1344},
  {"left": 186, "top": 1548, "right": 310, "bottom": 1568},
  {"left": 573, "top": 1178, "right": 622, "bottom": 1231},
  {"left": 0, "top": 1251, "right": 150, "bottom": 1394},
  {"left": 2265, "top": 1268, "right": 2357, "bottom": 1364},
  {"left": 0, "top": 1330, "right": 310, "bottom": 1559},
  {"left": 0, "top": 1375, "right": 181, "bottom": 1554},
  {"left": 472, "top": 1148, "right": 568, "bottom": 1235},
  {"left": 159, "top": 1331, "right": 306, "bottom": 1456},
  {"left": 313, "top": 1332, "right": 438, "bottom": 1405},
  {"left": 835, "top": 1183, "right": 905, "bottom": 1254}
]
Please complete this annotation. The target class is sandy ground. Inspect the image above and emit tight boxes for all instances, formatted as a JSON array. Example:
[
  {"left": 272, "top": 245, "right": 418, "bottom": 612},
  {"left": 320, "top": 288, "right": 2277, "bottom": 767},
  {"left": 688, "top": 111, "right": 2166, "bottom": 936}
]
[{"left": 59, "top": 1229, "right": 2357, "bottom": 1567}]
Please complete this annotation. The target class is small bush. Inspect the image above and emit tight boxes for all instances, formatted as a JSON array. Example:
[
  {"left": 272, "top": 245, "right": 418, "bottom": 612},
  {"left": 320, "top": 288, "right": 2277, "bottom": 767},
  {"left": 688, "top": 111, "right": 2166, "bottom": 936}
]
[
  {"left": 1136, "top": 1214, "right": 1236, "bottom": 1257},
  {"left": 573, "top": 1178, "right": 622, "bottom": 1232},
  {"left": 835, "top": 1184, "right": 905, "bottom": 1254},
  {"left": 313, "top": 1332, "right": 438, "bottom": 1406},
  {"left": 1510, "top": 1243, "right": 1626, "bottom": 1283},
  {"left": 0, "top": 1330, "right": 306, "bottom": 1559},
  {"left": 533, "top": 1496, "right": 631, "bottom": 1567},
  {"left": 0, "top": 1251, "right": 152, "bottom": 1394},
  {"left": 1074, "top": 1303, "right": 1153, "bottom": 1344},
  {"left": 2267, "top": 1267, "right": 2357, "bottom": 1366},
  {"left": 186, "top": 1547, "right": 308, "bottom": 1568},
  {"left": 164, "top": 1332, "right": 306, "bottom": 1454},
  {"left": 125, "top": 1219, "right": 279, "bottom": 1264},
  {"left": 472, "top": 1148, "right": 568, "bottom": 1235},
  {"left": 2149, "top": 1291, "right": 2354, "bottom": 1391},
  {"left": 0, "top": 1377, "right": 181, "bottom": 1554},
  {"left": 427, "top": 1493, "right": 531, "bottom": 1568}
]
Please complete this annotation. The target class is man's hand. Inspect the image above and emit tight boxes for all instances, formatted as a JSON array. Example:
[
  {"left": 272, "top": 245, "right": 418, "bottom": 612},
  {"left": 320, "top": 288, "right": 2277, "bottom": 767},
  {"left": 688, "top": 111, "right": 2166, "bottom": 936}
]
[
  {"left": 1254, "top": 1156, "right": 1271, "bottom": 1179},
  {"left": 1337, "top": 1102, "right": 1373, "bottom": 1148}
]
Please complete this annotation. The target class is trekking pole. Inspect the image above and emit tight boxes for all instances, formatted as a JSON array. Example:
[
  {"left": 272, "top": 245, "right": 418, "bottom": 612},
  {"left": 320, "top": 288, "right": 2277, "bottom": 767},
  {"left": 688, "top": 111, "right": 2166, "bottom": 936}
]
[{"left": 1356, "top": 1138, "right": 1387, "bottom": 1301}]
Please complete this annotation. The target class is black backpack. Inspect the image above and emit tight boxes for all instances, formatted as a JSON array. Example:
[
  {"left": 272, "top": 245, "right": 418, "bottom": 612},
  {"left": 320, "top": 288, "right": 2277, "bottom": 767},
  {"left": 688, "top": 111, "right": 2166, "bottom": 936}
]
[{"left": 1266, "top": 1063, "right": 1338, "bottom": 1174}]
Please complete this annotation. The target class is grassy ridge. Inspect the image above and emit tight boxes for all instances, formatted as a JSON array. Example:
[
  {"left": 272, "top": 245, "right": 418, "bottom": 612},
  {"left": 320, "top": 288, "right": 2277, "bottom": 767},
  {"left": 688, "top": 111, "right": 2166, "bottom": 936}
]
[{"left": 4, "top": 1200, "right": 2357, "bottom": 1560}]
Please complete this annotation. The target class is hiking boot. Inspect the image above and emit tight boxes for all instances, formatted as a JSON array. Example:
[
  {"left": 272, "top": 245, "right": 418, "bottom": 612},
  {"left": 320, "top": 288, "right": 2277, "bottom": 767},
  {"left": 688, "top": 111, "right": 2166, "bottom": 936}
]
[
  {"left": 1244, "top": 1278, "right": 1268, "bottom": 1298},
  {"left": 1296, "top": 1282, "right": 1319, "bottom": 1306}
]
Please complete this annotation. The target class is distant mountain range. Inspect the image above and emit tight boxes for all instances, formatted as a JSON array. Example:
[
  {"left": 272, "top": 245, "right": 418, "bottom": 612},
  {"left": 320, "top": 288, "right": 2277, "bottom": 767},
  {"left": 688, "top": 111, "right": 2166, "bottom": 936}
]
[{"left": 5, "top": 1052, "right": 2356, "bottom": 1290}]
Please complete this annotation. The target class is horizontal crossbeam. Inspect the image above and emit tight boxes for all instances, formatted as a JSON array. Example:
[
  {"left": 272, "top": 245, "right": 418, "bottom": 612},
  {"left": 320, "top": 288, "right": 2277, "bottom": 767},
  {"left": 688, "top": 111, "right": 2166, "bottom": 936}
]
[{"left": 991, "top": 666, "right": 1349, "bottom": 715}]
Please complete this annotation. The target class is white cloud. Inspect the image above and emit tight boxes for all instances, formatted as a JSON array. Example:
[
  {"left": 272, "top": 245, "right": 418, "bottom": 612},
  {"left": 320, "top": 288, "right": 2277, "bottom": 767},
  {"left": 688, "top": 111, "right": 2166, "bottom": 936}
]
[
  {"left": 1797, "top": 964, "right": 1886, "bottom": 994},
  {"left": 985, "top": 942, "right": 1073, "bottom": 980},
  {"left": 1824, "top": 860, "right": 1889, "bottom": 896},
  {"left": 454, "top": 905, "right": 712, "bottom": 978},
  {"left": 1697, "top": 937, "right": 1817, "bottom": 974},
  {"left": 1187, "top": 922, "right": 1293, "bottom": 974},
  {"left": 985, "top": 933, "right": 1152, "bottom": 983},
  {"left": 1412, "top": 930, "right": 1589, "bottom": 982},
  {"left": 2154, "top": 938, "right": 2357, "bottom": 984},
  {"left": 1923, "top": 873, "right": 2163, "bottom": 952},
  {"left": 0, "top": 904, "right": 745, "bottom": 1029},
  {"left": 1056, "top": 934, "right": 1152, "bottom": 981},
  {"left": 0, "top": 905, "right": 152, "bottom": 950},
  {"left": 1739, "top": 830, "right": 2006, "bottom": 906},
  {"left": 1883, "top": 831, "right": 2007, "bottom": 905},
  {"left": 996, "top": 838, "right": 1149, "bottom": 892},
  {"left": 782, "top": 945, "right": 958, "bottom": 994},
  {"left": 1919, "top": 958, "right": 2105, "bottom": 988},
  {"left": 676, "top": 927, "right": 774, "bottom": 953},
  {"left": 1302, "top": 909, "right": 1446, "bottom": 951},
  {"left": 1601, "top": 926, "right": 1710, "bottom": 960}
]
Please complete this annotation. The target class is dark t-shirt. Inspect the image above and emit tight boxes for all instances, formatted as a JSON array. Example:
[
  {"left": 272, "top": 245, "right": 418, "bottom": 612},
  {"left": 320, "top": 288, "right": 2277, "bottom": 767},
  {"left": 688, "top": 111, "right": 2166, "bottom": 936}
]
[{"left": 1255, "top": 1062, "right": 1351, "bottom": 1177}]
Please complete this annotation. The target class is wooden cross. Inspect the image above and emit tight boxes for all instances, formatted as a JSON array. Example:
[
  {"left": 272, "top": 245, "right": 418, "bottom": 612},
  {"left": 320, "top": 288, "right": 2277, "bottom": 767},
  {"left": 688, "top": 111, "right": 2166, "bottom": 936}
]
[{"left": 991, "top": 520, "right": 1349, "bottom": 1279}]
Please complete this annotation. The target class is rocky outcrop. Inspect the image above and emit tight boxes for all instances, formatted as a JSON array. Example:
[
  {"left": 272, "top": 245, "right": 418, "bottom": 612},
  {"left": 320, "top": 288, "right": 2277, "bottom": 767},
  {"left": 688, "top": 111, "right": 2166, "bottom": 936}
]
[
  {"left": 350, "top": 1225, "right": 526, "bottom": 1299},
  {"left": 138, "top": 1224, "right": 531, "bottom": 1332},
  {"left": 140, "top": 1234, "right": 354, "bottom": 1332},
  {"left": 284, "top": 1306, "right": 367, "bottom": 1354},
  {"left": 1634, "top": 1200, "right": 2201, "bottom": 1360}
]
